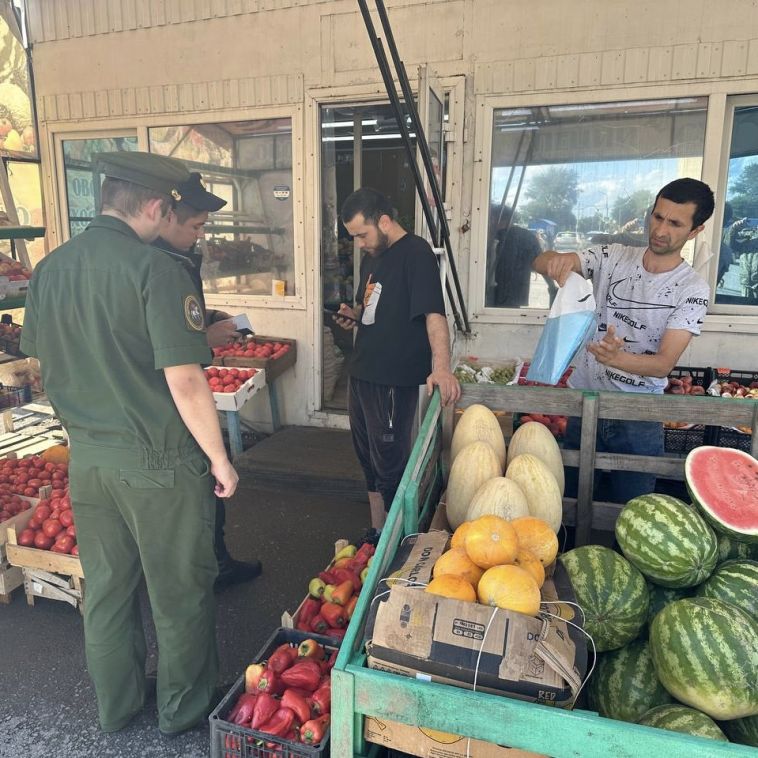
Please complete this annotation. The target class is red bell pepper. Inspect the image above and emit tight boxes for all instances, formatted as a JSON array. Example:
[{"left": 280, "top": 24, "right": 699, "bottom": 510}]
[
  {"left": 296, "top": 619, "right": 311, "bottom": 632},
  {"left": 227, "top": 692, "right": 255, "bottom": 724},
  {"left": 259, "top": 706, "right": 296, "bottom": 737},
  {"left": 251, "top": 692, "right": 280, "bottom": 729},
  {"left": 299, "top": 597, "right": 321, "bottom": 626},
  {"left": 281, "top": 688, "right": 311, "bottom": 725},
  {"left": 332, "top": 567, "right": 362, "bottom": 590},
  {"left": 280, "top": 659, "right": 322, "bottom": 691},
  {"left": 325, "top": 649, "right": 338, "bottom": 672},
  {"left": 282, "top": 685, "right": 313, "bottom": 699},
  {"left": 326, "top": 627, "right": 347, "bottom": 640},
  {"left": 300, "top": 714, "right": 331, "bottom": 745},
  {"left": 268, "top": 645, "right": 297, "bottom": 674},
  {"left": 256, "top": 668, "right": 283, "bottom": 695},
  {"left": 231, "top": 692, "right": 258, "bottom": 726},
  {"left": 318, "top": 569, "right": 339, "bottom": 585},
  {"left": 244, "top": 662, "right": 266, "bottom": 693},
  {"left": 309, "top": 613, "right": 328, "bottom": 635},
  {"left": 311, "top": 683, "right": 331, "bottom": 715},
  {"left": 297, "top": 639, "right": 325, "bottom": 660},
  {"left": 321, "top": 602, "right": 347, "bottom": 628}
]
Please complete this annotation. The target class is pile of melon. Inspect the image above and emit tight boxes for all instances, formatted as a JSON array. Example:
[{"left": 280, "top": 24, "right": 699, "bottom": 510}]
[
  {"left": 426, "top": 404, "right": 567, "bottom": 615},
  {"left": 446, "top": 403, "right": 564, "bottom": 533}
]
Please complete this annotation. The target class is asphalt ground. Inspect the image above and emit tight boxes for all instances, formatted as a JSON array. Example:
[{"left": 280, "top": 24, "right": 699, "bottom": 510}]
[{"left": 0, "top": 446, "right": 371, "bottom": 758}]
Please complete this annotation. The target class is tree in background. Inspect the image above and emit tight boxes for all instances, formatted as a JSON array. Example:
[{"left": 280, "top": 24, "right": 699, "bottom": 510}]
[
  {"left": 612, "top": 189, "right": 654, "bottom": 231},
  {"left": 522, "top": 166, "right": 578, "bottom": 232},
  {"left": 728, "top": 161, "right": 758, "bottom": 219}
]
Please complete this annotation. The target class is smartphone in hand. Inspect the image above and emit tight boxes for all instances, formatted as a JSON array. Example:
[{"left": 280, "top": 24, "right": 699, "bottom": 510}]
[{"left": 323, "top": 307, "right": 358, "bottom": 324}]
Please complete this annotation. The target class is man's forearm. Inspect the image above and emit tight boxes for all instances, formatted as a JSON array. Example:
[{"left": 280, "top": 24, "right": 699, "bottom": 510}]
[
  {"left": 426, "top": 313, "right": 452, "bottom": 371},
  {"left": 532, "top": 251, "right": 557, "bottom": 275},
  {"left": 164, "top": 364, "right": 228, "bottom": 464},
  {"left": 601, "top": 350, "right": 676, "bottom": 378}
]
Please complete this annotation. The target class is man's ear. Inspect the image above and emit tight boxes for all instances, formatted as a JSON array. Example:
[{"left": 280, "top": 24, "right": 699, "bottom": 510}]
[
  {"left": 378, "top": 214, "right": 392, "bottom": 234},
  {"left": 687, "top": 223, "right": 705, "bottom": 241}
]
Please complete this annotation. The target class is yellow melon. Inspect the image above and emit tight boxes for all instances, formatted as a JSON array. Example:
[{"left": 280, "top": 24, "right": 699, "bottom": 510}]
[
  {"left": 510, "top": 516, "right": 559, "bottom": 567},
  {"left": 513, "top": 548, "right": 546, "bottom": 589},
  {"left": 425, "top": 574, "right": 477, "bottom": 602},
  {"left": 505, "top": 453, "right": 563, "bottom": 533},
  {"left": 477, "top": 564, "right": 541, "bottom": 616},
  {"left": 446, "top": 441, "right": 502, "bottom": 530},
  {"left": 451, "top": 404, "right": 507, "bottom": 470},
  {"left": 464, "top": 515, "right": 519, "bottom": 569},
  {"left": 41, "top": 444, "right": 69, "bottom": 464},
  {"left": 432, "top": 547, "right": 484, "bottom": 586}
]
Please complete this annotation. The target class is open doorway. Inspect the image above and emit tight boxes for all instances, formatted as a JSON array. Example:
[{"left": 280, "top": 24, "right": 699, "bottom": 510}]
[{"left": 320, "top": 103, "right": 418, "bottom": 411}]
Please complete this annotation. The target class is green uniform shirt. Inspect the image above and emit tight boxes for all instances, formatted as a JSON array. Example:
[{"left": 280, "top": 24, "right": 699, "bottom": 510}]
[{"left": 21, "top": 215, "right": 212, "bottom": 459}]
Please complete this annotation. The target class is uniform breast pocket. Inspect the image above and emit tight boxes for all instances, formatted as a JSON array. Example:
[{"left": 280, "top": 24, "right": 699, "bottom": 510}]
[{"left": 118, "top": 469, "right": 175, "bottom": 489}]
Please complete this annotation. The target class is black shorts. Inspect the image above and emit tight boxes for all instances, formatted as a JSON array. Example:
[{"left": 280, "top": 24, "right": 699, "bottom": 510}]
[{"left": 348, "top": 376, "right": 419, "bottom": 510}]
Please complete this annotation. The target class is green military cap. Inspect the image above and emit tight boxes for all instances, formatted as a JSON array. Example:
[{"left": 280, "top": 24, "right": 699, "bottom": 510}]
[{"left": 94, "top": 151, "right": 190, "bottom": 201}]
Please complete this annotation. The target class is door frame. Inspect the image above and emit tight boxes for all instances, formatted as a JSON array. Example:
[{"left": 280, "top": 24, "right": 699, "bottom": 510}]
[{"left": 304, "top": 76, "right": 466, "bottom": 427}]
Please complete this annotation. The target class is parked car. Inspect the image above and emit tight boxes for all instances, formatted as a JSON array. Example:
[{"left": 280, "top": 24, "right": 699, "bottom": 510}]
[{"left": 553, "top": 231, "right": 586, "bottom": 252}]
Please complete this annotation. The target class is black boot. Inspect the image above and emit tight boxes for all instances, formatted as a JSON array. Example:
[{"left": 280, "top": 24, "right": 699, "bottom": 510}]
[{"left": 213, "top": 497, "right": 262, "bottom": 590}]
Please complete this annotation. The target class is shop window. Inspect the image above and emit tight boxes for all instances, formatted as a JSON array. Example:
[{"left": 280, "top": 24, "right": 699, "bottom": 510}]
[
  {"left": 715, "top": 104, "right": 758, "bottom": 307},
  {"left": 62, "top": 135, "right": 139, "bottom": 237},
  {"left": 4, "top": 161, "right": 43, "bottom": 265},
  {"left": 486, "top": 98, "right": 707, "bottom": 309},
  {"left": 149, "top": 119, "right": 295, "bottom": 297}
]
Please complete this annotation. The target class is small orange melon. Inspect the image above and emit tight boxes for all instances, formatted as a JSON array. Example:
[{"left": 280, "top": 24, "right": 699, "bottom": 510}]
[
  {"left": 464, "top": 515, "right": 519, "bottom": 569},
  {"left": 513, "top": 548, "right": 546, "bottom": 589},
  {"left": 477, "top": 564, "right": 541, "bottom": 616},
  {"left": 432, "top": 547, "right": 484, "bottom": 586},
  {"left": 425, "top": 574, "right": 477, "bottom": 602},
  {"left": 450, "top": 520, "right": 472, "bottom": 550},
  {"left": 510, "top": 516, "right": 559, "bottom": 567}
]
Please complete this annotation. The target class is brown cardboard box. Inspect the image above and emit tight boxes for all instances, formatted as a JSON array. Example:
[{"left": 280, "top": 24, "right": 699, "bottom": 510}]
[{"left": 364, "top": 716, "right": 547, "bottom": 758}]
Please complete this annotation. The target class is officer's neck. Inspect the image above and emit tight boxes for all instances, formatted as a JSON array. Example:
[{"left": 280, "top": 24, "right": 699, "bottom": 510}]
[{"left": 102, "top": 209, "right": 160, "bottom": 243}]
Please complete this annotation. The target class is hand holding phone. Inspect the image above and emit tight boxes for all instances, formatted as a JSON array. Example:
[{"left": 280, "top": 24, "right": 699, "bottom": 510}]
[{"left": 324, "top": 306, "right": 358, "bottom": 326}]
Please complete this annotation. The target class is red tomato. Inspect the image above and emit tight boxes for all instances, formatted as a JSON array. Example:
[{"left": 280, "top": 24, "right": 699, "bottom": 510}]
[
  {"left": 28, "top": 478, "right": 42, "bottom": 488},
  {"left": 66, "top": 524, "right": 77, "bottom": 538},
  {"left": 23, "top": 487, "right": 37, "bottom": 497},
  {"left": 42, "top": 519, "right": 63, "bottom": 538},
  {"left": 34, "top": 532, "right": 54, "bottom": 550},
  {"left": 71, "top": 545, "right": 79, "bottom": 557},
  {"left": 53, "top": 535, "right": 75, "bottom": 553},
  {"left": 59, "top": 510, "right": 74, "bottom": 528},
  {"left": 44, "top": 462, "right": 56, "bottom": 473},
  {"left": 18, "top": 528, "right": 36, "bottom": 546},
  {"left": 27, "top": 516, "right": 41, "bottom": 530},
  {"left": 34, "top": 504, "right": 51, "bottom": 522}
]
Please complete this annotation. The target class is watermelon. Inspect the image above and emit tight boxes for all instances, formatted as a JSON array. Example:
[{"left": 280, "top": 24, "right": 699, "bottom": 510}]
[
  {"left": 559, "top": 546, "right": 648, "bottom": 652},
  {"left": 721, "top": 714, "right": 758, "bottom": 747},
  {"left": 716, "top": 533, "right": 756, "bottom": 563},
  {"left": 615, "top": 494, "right": 718, "bottom": 588},
  {"left": 646, "top": 583, "right": 693, "bottom": 628},
  {"left": 685, "top": 446, "right": 758, "bottom": 544},
  {"left": 696, "top": 558, "right": 758, "bottom": 620},
  {"left": 649, "top": 597, "right": 758, "bottom": 719},
  {"left": 638, "top": 704, "right": 728, "bottom": 741},
  {"left": 587, "top": 640, "right": 671, "bottom": 723}
]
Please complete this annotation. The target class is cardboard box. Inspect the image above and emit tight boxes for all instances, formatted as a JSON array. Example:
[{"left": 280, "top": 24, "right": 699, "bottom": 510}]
[
  {"left": 209, "top": 367, "right": 266, "bottom": 412},
  {"left": 365, "top": 561, "right": 586, "bottom": 709},
  {"left": 364, "top": 717, "right": 547, "bottom": 758}
]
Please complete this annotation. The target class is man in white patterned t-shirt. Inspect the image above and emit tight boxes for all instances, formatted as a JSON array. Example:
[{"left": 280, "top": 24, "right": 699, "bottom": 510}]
[{"left": 533, "top": 178, "right": 714, "bottom": 503}]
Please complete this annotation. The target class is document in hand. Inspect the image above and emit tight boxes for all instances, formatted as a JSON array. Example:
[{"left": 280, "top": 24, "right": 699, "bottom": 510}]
[{"left": 526, "top": 272, "right": 596, "bottom": 385}]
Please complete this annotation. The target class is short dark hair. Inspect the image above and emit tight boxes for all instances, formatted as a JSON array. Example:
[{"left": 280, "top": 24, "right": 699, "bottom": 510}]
[
  {"left": 100, "top": 177, "right": 172, "bottom": 218},
  {"left": 341, "top": 188, "right": 396, "bottom": 226},
  {"left": 173, "top": 202, "right": 208, "bottom": 225},
  {"left": 655, "top": 178, "right": 715, "bottom": 229}
]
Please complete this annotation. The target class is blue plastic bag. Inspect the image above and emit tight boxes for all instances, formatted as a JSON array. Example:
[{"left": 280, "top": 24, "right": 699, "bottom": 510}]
[{"left": 526, "top": 272, "right": 597, "bottom": 385}]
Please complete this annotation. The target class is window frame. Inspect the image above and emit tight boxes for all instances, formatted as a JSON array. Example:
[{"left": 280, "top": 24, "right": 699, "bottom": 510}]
[{"left": 49, "top": 103, "right": 307, "bottom": 310}]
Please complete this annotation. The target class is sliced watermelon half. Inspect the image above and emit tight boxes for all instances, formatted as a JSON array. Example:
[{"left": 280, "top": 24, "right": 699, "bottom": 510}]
[{"left": 685, "top": 446, "right": 758, "bottom": 545}]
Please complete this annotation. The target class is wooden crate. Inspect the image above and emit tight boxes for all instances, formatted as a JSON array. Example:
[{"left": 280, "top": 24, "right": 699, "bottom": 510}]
[
  {"left": 0, "top": 561, "right": 23, "bottom": 603},
  {"left": 212, "top": 335, "right": 296, "bottom": 382},
  {"left": 5, "top": 508, "right": 84, "bottom": 613}
]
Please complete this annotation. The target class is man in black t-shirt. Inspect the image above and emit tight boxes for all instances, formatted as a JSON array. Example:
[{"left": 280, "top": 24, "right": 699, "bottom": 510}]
[{"left": 334, "top": 188, "right": 460, "bottom": 536}]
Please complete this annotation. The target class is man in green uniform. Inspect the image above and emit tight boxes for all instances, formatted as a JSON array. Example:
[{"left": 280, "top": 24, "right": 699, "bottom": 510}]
[
  {"left": 20, "top": 151, "right": 238, "bottom": 736},
  {"left": 154, "top": 171, "right": 262, "bottom": 588}
]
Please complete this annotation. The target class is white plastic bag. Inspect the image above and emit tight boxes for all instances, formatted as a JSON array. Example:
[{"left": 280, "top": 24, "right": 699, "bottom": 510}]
[{"left": 526, "top": 272, "right": 597, "bottom": 385}]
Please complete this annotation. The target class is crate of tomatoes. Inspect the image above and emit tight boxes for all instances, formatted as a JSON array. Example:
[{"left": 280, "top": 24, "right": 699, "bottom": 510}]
[
  {"left": 209, "top": 627, "right": 336, "bottom": 758},
  {"left": 205, "top": 367, "right": 266, "bottom": 412},
  {"left": 212, "top": 335, "right": 296, "bottom": 383}
]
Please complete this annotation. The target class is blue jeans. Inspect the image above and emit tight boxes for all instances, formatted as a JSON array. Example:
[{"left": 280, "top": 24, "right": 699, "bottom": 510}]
[{"left": 563, "top": 417, "right": 664, "bottom": 504}]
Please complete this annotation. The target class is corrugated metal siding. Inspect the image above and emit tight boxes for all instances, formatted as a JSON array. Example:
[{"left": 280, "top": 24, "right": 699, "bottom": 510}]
[
  {"left": 474, "top": 38, "right": 758, "bottom": 94},
  {"left": 37, "top": 74, "right": 304, "bottom": 121}
]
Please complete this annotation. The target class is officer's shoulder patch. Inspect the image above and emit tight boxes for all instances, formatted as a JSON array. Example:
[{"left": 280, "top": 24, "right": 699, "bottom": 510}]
[{"left": 183, "top": 294, "right": 205, "bottom": 331}]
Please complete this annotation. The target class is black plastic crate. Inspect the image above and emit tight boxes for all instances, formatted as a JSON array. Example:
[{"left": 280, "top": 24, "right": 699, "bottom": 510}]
[
  {"left": 0, "top": 383, "right": 32, "bottom": 411},
  {"left": 667, "top": 365, "right": 712, "bottom": 388},
  {"left": 209, "top": 627, "right": 336, "bottom": 758},
  {"left": 711, "top": 367, "right": 758, "bottom": 386},
  {"left": 663, "top": 425, "right": 710, "bottom": 455},
  {"left": 714, "top": 426, "right": 753, "bottom": 453}
]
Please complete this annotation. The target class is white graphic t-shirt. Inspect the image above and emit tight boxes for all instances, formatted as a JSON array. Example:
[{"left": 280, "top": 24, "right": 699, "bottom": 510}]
[{"left": 569, "top": 244, "right": 709, "bottom": 394}]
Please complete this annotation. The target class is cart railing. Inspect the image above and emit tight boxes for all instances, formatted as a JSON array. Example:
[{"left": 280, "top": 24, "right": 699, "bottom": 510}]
[{"left": 331, "top": 387, "right": 758, "bottom": 757}]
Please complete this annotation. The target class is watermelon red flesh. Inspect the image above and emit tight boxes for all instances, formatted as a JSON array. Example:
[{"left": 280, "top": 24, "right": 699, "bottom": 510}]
[{"left": 685, "top": 446, "right": 758, "bottom": 543}]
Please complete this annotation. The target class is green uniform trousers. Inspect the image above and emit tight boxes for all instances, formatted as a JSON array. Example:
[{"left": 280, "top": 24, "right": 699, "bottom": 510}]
[{"left": 69, "top": 442, "right": 218, "bottom": 734}]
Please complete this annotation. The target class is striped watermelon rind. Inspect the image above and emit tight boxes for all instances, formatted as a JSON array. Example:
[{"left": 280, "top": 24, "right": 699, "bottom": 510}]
[
  {"left": 649, "top": 597, "right": 758, "bottom": 720},
  {"left": 646, "top": 583, "right": 693, "bottom": 628},
  {"left": 587, "top": 640, "right": 671, "bottom": 723},
  {"left": 559, "top": 545, "right": 648, "bottom": 652},
  {"left": 720, "top": 713, "right": 758, "bottom": 747},
  {"left": 685, "top": 446, "right": 758, "bottom": 545},
  {"left": 615, "top": 494, "right": 718, "bottom": 588},
  {"left": 716, "top": 533, "right": 757, "bottom": 563},
  {"left": 638, "top": 704, "right": 728, "bottom": 742},
  {"left": 696, "top": 558, "right": 758, "bottom": 621}
]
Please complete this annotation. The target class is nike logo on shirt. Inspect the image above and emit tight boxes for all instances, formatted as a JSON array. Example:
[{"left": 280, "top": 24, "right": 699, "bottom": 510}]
[{"left": 606, "top": 279, "right": 676, "bottom": 310}]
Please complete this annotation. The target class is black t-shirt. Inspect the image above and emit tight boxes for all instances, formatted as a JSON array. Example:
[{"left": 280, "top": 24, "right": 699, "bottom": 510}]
[{"left": 349, "top": 233, "right": 446, "bottom": 386}]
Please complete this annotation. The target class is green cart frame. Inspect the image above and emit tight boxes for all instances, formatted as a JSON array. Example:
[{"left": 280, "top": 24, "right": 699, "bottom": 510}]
[{"left": 331, "top": 386, "right": 758, "bottom": 757}]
